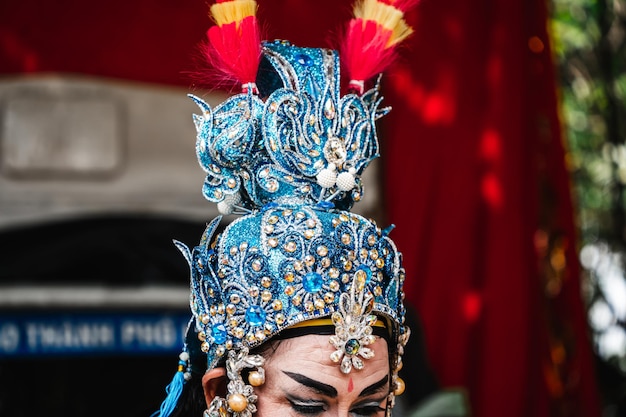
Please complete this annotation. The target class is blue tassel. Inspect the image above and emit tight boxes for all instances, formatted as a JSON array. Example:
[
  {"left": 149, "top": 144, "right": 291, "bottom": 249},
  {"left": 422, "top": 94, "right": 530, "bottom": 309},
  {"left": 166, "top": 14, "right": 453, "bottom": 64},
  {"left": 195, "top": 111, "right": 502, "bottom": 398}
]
[{"left": 151, "top": 355, "right": 189, "bottom": 417}]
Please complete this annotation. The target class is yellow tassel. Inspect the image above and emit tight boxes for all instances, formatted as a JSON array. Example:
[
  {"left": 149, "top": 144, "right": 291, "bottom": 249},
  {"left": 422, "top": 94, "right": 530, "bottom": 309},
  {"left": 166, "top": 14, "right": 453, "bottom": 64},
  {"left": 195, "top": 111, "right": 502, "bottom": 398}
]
[
  {"left": 353, "top": 0, "right": 413, "bottom": 47},
  {"left": 210, "top": 0, "right": 257, "bottom": 27},
  {"left": 389, "top": 17, "right": 413, "bottom": 46}
]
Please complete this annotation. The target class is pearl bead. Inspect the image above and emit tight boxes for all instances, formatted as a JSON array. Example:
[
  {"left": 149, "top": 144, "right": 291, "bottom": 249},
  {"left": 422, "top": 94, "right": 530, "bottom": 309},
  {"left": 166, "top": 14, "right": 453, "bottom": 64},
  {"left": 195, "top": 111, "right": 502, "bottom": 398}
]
[
  {"left": 393, "top": 377, "right": 406, "bottom": 396},
  {"left": 228, "top": 393, "right": 248, "bottom": 412},
  {"left": 316, "top": 168, "right": 337, "bottom": 188},
  {"left": 336, "top": 171, "right": 356, "bottom": 191},
  {"left": 179, "top": 351, "right": 189, "bottom": 361},
  {"left": 248, "top": 371, "right": 265, "bottom": 386}
]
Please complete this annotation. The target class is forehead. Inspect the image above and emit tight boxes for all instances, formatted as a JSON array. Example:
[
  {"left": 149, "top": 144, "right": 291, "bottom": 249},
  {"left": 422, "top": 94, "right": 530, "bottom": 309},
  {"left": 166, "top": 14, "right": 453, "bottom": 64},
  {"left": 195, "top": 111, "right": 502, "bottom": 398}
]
[{"left": 264, "top": 334, "right": 390, "bottom": 379}]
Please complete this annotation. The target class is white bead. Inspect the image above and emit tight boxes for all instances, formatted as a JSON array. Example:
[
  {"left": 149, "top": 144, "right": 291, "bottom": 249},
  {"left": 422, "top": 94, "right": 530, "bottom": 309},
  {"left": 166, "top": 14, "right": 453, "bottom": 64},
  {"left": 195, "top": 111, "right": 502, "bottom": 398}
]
[
  {"left": 316, "top": 168, "right": 337, "bottom": 188},
  {"left": 179, "top": 351, "right": 190, "bottom": 361},
  {"left": 336, "top": 172, "right": 356, "bottom": 191}
]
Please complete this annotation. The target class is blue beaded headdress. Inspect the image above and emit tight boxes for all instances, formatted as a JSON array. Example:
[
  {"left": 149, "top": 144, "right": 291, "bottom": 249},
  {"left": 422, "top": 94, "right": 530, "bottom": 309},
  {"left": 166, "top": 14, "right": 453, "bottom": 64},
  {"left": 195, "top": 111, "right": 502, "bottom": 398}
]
[{"left": 154, "top": 2, "right": 416, "bottom": 417}]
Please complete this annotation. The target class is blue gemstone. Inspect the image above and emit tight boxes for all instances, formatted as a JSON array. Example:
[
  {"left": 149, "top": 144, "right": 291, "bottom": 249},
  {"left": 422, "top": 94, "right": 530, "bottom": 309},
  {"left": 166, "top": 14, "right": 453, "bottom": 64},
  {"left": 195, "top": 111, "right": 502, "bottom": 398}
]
[
  {"left": 211, "top": 324, "right": 227, "bottom": 344},
  {"left": 295, "top": 53, "right": 313, "bottom": 66},
  {"left": 303, "top": 272, "right": 323, "bottom": 293},
  {"left": 245, "top": 305, "right": 266, "bottom": 326},
  {"left": 316, "top": 201, "right": 334, "bottom": 210}
]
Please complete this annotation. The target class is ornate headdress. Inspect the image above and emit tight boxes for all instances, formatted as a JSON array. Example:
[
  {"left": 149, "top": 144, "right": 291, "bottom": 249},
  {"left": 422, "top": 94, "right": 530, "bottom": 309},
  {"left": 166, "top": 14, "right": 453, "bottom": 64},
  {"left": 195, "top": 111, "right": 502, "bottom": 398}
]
[{"left": 155, "top": 1, "right": 416, "bottom": 416}]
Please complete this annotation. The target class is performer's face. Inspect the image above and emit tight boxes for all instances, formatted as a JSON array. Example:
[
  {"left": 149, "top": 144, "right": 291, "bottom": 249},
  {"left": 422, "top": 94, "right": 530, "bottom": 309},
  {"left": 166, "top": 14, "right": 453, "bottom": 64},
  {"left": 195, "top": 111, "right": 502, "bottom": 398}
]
[{"left": 254, "top": 334, "right": 390, "bottom": 417}]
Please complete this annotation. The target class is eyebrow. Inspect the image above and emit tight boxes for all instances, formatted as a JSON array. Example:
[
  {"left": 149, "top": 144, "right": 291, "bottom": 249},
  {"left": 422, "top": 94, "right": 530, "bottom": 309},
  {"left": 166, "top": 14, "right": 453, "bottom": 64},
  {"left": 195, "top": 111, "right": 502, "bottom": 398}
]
[
  {"left": 283, "top": 371, "right": 338, "bottom": 398},
  {"left": 282, "top": 372, "right": 390, "bottom": 399},
  {"left": 359, "top": 375, "right": 389, "bottom": 397}
]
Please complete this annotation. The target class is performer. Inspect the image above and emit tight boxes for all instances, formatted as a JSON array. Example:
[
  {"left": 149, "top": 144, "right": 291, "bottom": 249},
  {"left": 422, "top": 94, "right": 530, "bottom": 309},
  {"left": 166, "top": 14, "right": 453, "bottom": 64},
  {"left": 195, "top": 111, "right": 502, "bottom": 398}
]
[{"left": 153, "top": 1, "right": 419, "bottom": 416}]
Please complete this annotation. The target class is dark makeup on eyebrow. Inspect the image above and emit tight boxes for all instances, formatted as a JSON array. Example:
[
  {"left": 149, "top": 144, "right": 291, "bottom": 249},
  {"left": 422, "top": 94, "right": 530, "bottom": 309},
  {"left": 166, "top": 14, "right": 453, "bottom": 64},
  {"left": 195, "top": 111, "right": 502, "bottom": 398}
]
[{"left": 283, "top": 371, "right": 389, "bottom": 398}]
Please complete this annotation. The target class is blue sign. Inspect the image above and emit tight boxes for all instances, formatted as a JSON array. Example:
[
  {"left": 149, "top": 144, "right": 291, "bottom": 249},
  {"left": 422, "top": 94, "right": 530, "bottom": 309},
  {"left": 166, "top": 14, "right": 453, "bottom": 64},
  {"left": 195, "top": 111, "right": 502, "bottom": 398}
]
[{"left": 0, "top": 312, "right": 191, "bottom": 357}]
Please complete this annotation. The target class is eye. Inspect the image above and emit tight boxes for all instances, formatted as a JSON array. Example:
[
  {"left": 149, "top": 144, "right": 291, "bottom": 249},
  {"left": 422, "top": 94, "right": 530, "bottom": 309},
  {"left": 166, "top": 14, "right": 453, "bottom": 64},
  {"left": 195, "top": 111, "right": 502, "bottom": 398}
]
[
  {"left": 288, "top": 398, "right": 326, "bottom": 416},
  {"left": 350, "top": 401, "right": 386, "bottom": 417}
]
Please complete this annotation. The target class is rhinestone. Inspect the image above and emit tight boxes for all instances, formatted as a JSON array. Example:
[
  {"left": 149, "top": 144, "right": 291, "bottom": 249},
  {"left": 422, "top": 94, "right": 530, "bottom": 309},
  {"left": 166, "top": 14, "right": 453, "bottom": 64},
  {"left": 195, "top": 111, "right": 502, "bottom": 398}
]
[
  {"left": 332, "top": 218, "right": 340, "bottom": 227},
  {"left": 251, "top": 259, "right": 263, "bottom": 272},
  {"left": 210, "top": 305, "right": 217, "bottom": 316},
  {"left": 211, "top": 324, "right": 227, "bottom": 344},
  {"left": 312, "top": 132, "right": 320, "bottom": 144},
  {"left": 255, "top": 331, "right": 266, "bottom": 341},
  {"left": 321, "top": 258, "right": 331, "bottom": 267},
  {"left": 268, "top": 215, "right": 279, "bottom": 224},
  {"left": 304, "top": 255, "right": 315, "bottom": 266},
  {"left": 269, "top": 102, "right": 278, "bottom": 112},
  {"left": 201, "top": 314, "right": 210, "bottom": 325},
  {"left": 283, "top": 209, "right": 293, "bottom": 217},
  {"left": 360, "top": 248, "right": 368, "bottom": 259},
  {"left": 245, "top": 306, "right": 266, "bottom": 326},
  {"left": 217, "top": 304, "right": 225, "bottom": 315},
  {"left": 284, "top": 241, "right": 297, "bottom": 253},
  {"left": 247, "top": 334, "right": 256, "bottom": 343},
  {"left": 267, "top": 180, "right": 279, "bottom": 192},
  {"left": 261, "top": 290, "right": 272, "bottom": 302},
  {"left": 304, "top": 301, "right": 314, "bottom": 311},
  {"left": 303, "top": 272, "right": 323, "bottom": 292},
  {"left": 376, "top": 259, "right": 385, "bottom": 268},
  {"left": 268, "top": 238, "right": 278, "bottom": 247},
  {"left": 329, "top": 268, "right": 340, "bottom": 279},
  {"left": 285, "top": 175, "right": 294, "bottom": 183},
  {"left": 342, "top": 274, "right": 351, "bottom": 283},
  {"left": 261, "top": 276, "right": 272, "bottom": 288},
  {"left": 276, "top": 314, "right": 286, "bottom": 325},
  {"left": 216, "top": 346, "right": 226, "bottom": 356},
  {"left": 383, "top": 248, "right": 389, "bottom": 256},
  {"left": 225, "top": 340, "right": 233, "bottom": 349},
  {"left": 368, "top": 235, "right": 377, "bottom": 246},
  {"left": 264, "top": 224, "right": 275, "bottom": 234},
  {"left": 370, "top": 249, "right": 379, "bottom": 260},
  {"left": 270, "top": 138, "right": 278, "bottom": 151},
  {"left": 309, "top": 115, "right": 316, "bottom": 125},
  {"left": 343, "top": 260, "right": 353, "bottom": 271},
  {"left": 304, "top": 229, "right": 315, "bottom": 239},
  {"left": 302, "top": 185, "right": 311, "bottom": 193},
  {"left": 198, "top": 331, "right": 207, "bottom": 341},
  {"left": 317, "top": 246, "right": 328, "bottom": 256},
  {"left": 341, "top": 234, "right": 351, "bottom": 244},
  {"left": 249, "top": 286, "right": 259, "bottom": 297},
  {"left": 293, "top": 261, "right": 304, "bottom": 271},
  {"left": 314, "top": 298, "right": 325, "bottom": 309},
  {"left": 329, "top": 280, "right": 340, "bottom": 291},
  {"left": 293, "top": 295, "right": 302, "bottom": 306},
  {"left": 230, "top": 318, "right": 238, "bottom": 328},
  {"left": 214, "top": 190, "right": 223, "bottom": 199},
  {"left": 348, "top": 250, "right": 356, "bottom": 260},
  {"left": 284, "top": 271, "right": 295, "bottom": 282},
  {"left": 230, "top": 294, "right": 241, "bottom": 304},
  {"left": 285, "top": 286, "right": 295, "bottom": 296},
  {"left": 201, "top": 342, "right": 210, "bottom": 352},
  {"left": 272, "top": 300, "right": 283, "bottom": 311},
  {"left": 324, "top": 292, "right": 335, "bottom": 303},
  {"left": 340, "top": 213, "right": 350, "bottom": 222},
  {"left": 226, "top": 304, "right": 236, "bottom": 315},
  {"left": 227, "top": 178, "right": 237, "bottom": 189},
  {"left": 353, "top": 192, "right": 361, "bottom": 202},
  {"left": 209, "top": 164, "right": 220, "bottom": 174},
  {"left": 230, "top": 246, "right": 238, "bottom": 255},
  {"left": 374, "top": 286, "right": 383, "bottom": 296},
  {"left": 296, "top": 211, "right": 306, "bottom": 220},
  {"left": 306, "top": 219, "right": 316, "bottom": 228}
]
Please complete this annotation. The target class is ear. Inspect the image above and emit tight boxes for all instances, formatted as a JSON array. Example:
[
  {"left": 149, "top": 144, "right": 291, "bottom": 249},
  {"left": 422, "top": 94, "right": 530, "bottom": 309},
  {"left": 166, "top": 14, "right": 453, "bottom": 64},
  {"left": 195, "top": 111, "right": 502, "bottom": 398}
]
[{"left": 201, "top": 367, "right": 228, "bottom": 408}]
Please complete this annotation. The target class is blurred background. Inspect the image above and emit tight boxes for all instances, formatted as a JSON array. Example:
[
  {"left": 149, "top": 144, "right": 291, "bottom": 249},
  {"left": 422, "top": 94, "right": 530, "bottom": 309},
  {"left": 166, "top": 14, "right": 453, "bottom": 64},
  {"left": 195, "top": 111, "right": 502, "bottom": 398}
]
[{"left": 0, "top": 0, "right": 624, "bottom": 416}]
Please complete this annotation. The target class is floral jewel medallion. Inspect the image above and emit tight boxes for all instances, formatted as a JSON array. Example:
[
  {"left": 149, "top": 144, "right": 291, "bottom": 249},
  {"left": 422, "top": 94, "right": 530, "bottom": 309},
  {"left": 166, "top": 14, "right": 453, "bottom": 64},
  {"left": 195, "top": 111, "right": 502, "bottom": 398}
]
[{"left": 329, "top": 272, "right": 378, "bottom": 373}]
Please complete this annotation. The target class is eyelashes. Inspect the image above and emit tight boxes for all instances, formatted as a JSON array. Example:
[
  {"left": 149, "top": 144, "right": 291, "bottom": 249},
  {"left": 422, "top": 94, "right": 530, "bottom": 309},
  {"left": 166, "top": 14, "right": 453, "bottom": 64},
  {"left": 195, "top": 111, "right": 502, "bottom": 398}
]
[{"left": 287, "top": 398, "right": 386, "bottom": 416}]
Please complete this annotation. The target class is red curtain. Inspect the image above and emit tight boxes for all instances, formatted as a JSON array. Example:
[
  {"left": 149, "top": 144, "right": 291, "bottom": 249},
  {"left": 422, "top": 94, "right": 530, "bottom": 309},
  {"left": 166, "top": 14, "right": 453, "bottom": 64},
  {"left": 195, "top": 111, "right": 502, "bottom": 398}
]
[{"left": 0, "top": 1, "right": 601, "bottom": 416}]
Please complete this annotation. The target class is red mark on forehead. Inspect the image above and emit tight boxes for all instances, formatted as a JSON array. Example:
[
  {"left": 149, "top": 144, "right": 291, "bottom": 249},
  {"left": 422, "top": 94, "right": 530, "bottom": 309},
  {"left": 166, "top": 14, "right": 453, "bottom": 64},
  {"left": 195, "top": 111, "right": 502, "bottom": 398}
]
[{"left": 348, "top": 377, "right": 354, "bottom": 393}]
